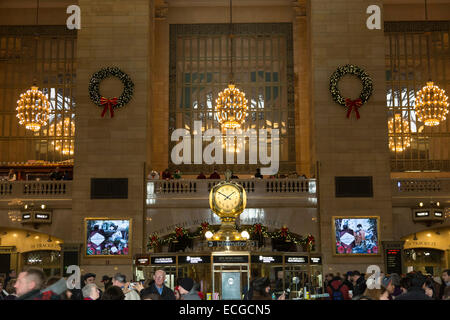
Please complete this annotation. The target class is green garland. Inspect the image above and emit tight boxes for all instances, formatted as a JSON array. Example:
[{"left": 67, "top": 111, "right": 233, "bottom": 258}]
[
  {"left": 329, "top": 64, "right": 373, "bottom": 108},
  {"left": 147, "top": 223, "right": 316, "bottom": 251},
  {"left": 88, "top": 66, "right": 134, "bottom": 110}
]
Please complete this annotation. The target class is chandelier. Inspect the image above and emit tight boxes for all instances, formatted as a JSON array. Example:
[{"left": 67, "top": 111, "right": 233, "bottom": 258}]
[
  {"left": 47, "top": 118, "right": 75, "bottom": 155},
  {"left": 388, "top": 114, "right": 411, "bottom": 152},
  {"left": 414, "top": 0, "right": 449, "bottom": 127},
  {"left": 16, "top": 86, "right": 51, "bottom": 132},
  {"left": 216, "top": 83, "right": 248, "bottom": 129},
  {"left": 415, "top": 82, "right": 449, "bottom": 126},
  {"left": 215, "top": 0, "right": 248, "bottom": 130}
]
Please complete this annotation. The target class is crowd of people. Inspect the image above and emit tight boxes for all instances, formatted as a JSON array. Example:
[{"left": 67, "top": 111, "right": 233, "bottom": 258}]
[
  {"left": 323, "top": 269, "right": 450, "bottom": 300},
  {"left": 1, "top": 167, "right": 72, "bottom": 181},
  {"left": 147, "top": 168, "right": 308, "bottom": 180},
  {"left": 2, "top": 267, "right": 448, "bottom": 301},
  {"left": 0, "top": 268, "right": 209, "bottom": 301}
]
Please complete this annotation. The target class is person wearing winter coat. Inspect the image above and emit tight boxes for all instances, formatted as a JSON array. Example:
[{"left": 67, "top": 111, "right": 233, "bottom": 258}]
[{"left": 178, "top": 278, "right": 201, "bottom": 300}]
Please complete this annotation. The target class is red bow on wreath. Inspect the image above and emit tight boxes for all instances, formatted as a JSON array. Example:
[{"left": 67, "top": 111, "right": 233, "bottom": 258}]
[
  {"left": 100, "top": 97, "right": 118, "bottom": 118},
  {"left": 280, "top": 227, "right": 289, "bottom": 238},
  {"left": 150, "top": 235, "right": 159, "bottom": 245},
  {"left": 175, "top": 227, "right": 184, "bottom": 238},
  {"left": 253, "top": 224, "right": 262, "bottom": 235},
  {"left": 307, "top": 234, "right": 315, "bottom": 244},
  {"left": 201, "top": 222, "right": 209, "bottom": 232},
  {"left": 345, "top": 98, "right": 362, "bottom": 120}
]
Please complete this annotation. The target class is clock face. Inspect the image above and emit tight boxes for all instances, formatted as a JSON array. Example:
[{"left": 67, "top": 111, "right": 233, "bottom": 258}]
[{"left": 214, "top": 184, "right": 241, "bottom": 212}]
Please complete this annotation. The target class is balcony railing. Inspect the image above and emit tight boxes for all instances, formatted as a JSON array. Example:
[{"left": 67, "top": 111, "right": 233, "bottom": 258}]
[
  {"left": 392, "top": 178, "right": 450, "bottom": 195},
  {"left": 147, "top": 178, "right": 316, "bottom": 200},
  {"left": 0, "top": 181, "right": 72, "bottom": 199}
]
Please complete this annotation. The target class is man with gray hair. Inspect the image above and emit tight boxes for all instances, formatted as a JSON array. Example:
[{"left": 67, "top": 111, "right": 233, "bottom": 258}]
[
  {"left": 112, "top": 273, "right": 140, "bottom": 300},
  {"left": 82, "top": 283, "right": 100, "bottom": 300},
  {"left": 139, "top": 269, "right": 175, "bottom": 300}
]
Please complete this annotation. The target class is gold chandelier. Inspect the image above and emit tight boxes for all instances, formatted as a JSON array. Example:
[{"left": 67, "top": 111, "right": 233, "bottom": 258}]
[
  {"left": 47, "top": 118, "right": 75, "bottom": 155},
  {"left": 414, "top": 81, "right": 448, "bottom": 126},
  {"left": 388, "top": 114, "right": 411, "bottom": 152},
  {"left": 215, "top": 0, "right": 248, "bottom": 130},
  {"left": 414, "top": 0, "right": 449, "bottom": 127},
  {"left": 216, "top": 83, "right": 248, "bottom": 129},
  {"left": 16, "top": 86, "right": 51, "bottom": 132}
]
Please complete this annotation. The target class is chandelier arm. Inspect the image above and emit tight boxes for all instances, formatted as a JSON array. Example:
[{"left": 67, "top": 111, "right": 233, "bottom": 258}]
[{"left": 424, "top": 0, "right": 432, "bottom": 81}]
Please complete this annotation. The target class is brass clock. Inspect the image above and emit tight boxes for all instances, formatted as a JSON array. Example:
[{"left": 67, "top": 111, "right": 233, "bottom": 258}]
[
  {"left": 209, "top": 181, "right": 247, "bottom": 242},
  {"left": 209, "top": 181, "right": 247, "bottom": 218}
]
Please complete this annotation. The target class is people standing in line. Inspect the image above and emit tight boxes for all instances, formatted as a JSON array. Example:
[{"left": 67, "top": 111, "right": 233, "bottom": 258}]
[
  {"left": 101, "top": 275, "right": 113, "bottom": 291},
  {"left": 209, "top": 169, "right": 220, "bottom": 179},
  {"left": 82, "top": 283, "right": 100, "bottom": 300},
  {"left": 49, "top": 167, "right": 64, "bottom": 180},
  {"left": 327, "top": 275, "right": 351, "bottom": 300},
  {"left": 4, "top": 269, "right": 16, "bottom": 289},
  {"left": 112, "top": 273, "right": 140, "bottom": 300},
  {"left": 162, "top": 168, "right": 173, "bottom": 180},
  {"left": 351, "top": 270, "right": 367, "bottom": 299},
  {"left": 196, "top": 172, "right": 206, "bottom": 179},
  {"left": 0, "top": 279, "right": 8, "bottom": 299},
  {"left": 379, "top": 276, "right": 395, "bottom": 300},
  {"left": 4, "top": 279, "right": 18, "bottom": 300},
  {"left": 395, "top": 273, "right": 432, "bottom": 300},
  {"left": 250, "top": 277, "right": 285, "bottom": 300},
  {"left": 254, "top": 168, "right": 263, "bottom": 179},
  {"left": 177, "top": 278, "right": 201, "bottom": 300},
  {"left": 343, "top": 272, "right": 354, "bottom": 293},
  {"left": 139, "top": 270, "right": 175, "bottom": 300},
  {"left": 101, "top": 286, "right": 125, "bottom": 300}
]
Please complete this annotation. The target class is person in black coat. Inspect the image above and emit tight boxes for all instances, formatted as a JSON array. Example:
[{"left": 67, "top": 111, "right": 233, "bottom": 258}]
[
  {"left": 139, "top": 270, "right": 175, "bottom": 300},
  {"left": 351, "top": 271, "right": 366, "bottom": 298},
  {"left": 395, "top": 273, "right": 432, "bottom": 300}
]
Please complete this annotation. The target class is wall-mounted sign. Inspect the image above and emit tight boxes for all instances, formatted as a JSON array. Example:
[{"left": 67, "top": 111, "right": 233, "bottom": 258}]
[
  {"left": 21, "top": 211, "right": 52, "bottom": 224},
  {"left": 135, "top": 255, "right": 150, "bottom": 266},
  {"left": 251, "top": 255, "right": 283, "bottom": 264},
  {"left": 415, "top": 211, "right": 430, "bottom": 218},
  {"left": 22, "top": 213, "right": 32, "bottom": 220},
  {"left": 309, "top": 257, "right": 322, "bottom": 265},
  {"left": 151, "top": 256, "right": 176, "bottom": 265},
  {"left": 213, "top": 255, "right": 249, "bottom": 264},
  {"left": 285, "top": 256, "right": 308, "bottom": 264},
  {"left": 208, "top": 241, "right": 254, "bottom": 248},
  {"left": 386, "top": 249, "right": 402, "bottom": 275},
  {"left": 178, "top": 255, "right": 211, "bottom": 264}
]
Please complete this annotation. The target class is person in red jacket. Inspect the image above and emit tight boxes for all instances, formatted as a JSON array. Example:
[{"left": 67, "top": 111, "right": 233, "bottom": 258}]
[{"left": 327, "top": 276, "right": 351, "bottom": 300}]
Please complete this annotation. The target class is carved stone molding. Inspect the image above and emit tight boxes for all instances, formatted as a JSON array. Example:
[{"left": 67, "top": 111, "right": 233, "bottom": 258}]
[
  {"left": 155, "top": 5, "right": 168, "bottom": 20},
  {"left": 292, "top": 0, "right": 306, "bottom": 17}
]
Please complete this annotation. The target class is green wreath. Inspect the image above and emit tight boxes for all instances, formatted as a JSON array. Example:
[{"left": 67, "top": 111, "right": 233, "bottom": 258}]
[
  {"left": 329, "top": 64, "right": 373, "bottom": 119},
  {"left": 88, "top": 66, "right": 134, "bottom": 117}
]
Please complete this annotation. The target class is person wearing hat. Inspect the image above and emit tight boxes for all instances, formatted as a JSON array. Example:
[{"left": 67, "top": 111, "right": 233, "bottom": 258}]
[
  {"left": 101, "top": 275, "right": 113, "bottom": 291},
  {"left": 112, "top": 273, "right": 140, "bottom": 300},
  {"left": 379, "top": 276, "right": 395, "bottom": 300},
  {"left": 177, "top": 277, "right": 201, "bottom": 300}
]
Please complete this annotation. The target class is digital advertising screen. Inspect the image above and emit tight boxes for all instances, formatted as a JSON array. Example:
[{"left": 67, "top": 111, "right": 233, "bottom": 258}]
[
  {"left": 85, "top": 219, "right": 131, "bottom": 257},
  {"left": 333, "top": 217, "right": 380, "bottom": 255}
]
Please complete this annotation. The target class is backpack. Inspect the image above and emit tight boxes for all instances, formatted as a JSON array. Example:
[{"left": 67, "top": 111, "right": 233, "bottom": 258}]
[{"left": 330, "top": 283, "right": 344, "bottom": 300}]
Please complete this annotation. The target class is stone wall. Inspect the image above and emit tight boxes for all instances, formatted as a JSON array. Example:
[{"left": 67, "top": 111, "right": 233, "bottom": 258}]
[
  {"left": 309, "top": 0, "right": 394, "bottom": 273},
  {"left": 72, "top": 0, "right": 150, "bottom": 277}
]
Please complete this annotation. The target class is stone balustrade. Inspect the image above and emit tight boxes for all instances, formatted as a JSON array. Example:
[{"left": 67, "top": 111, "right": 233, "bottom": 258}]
[
  {"left": 392, "top": 178, "right": 450, "bottom": 194},
  {"left": 147, "top": 178, "right": 316, "bottom": 199},
  {"left": 0, "top": 181, "right": 72, "bottom": 199}
]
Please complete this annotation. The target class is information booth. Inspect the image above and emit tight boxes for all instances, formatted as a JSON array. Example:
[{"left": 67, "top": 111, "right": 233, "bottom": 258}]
[{"left": 133, "top": 252, "right": 323, "bottom": 300}]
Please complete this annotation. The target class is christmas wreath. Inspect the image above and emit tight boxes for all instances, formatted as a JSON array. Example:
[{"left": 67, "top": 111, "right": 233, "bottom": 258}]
[
  {"left": 329, "top": 64, "right": 373, "bottom": 119},
  {"left": 88, "top": 66, "right": 134, "bottom": 118}
]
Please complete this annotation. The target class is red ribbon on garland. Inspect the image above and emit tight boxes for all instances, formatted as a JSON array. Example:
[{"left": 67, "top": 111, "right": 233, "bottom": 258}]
[
  {"left": 253, "top": 224, "right": 262, "bottom": 235},
  {"left": 280, "top": 227, "right": 289, "bottom": 238},
  {"left": 100, "top": 97, "right": 118, "bottom": 118},
  {"left": 175, "top": 227, "right": 184, "bottom": 238},
  {"left": 201, "top": 222, "right": 209, "bottom": 232},
  {"left": 345, "top": 98, "right": 362, "bottom": 119}
]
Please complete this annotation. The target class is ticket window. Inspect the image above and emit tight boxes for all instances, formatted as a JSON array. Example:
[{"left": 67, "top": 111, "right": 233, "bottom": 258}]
[
  {"left": 284, "top": 266, "right": 309, "bottom": 297},
  {"left": 310, "top": 265, "right": 324, "bottom": 294},
  {"left": 213, "top": 265, "right": 249, "bottom": 300}
]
